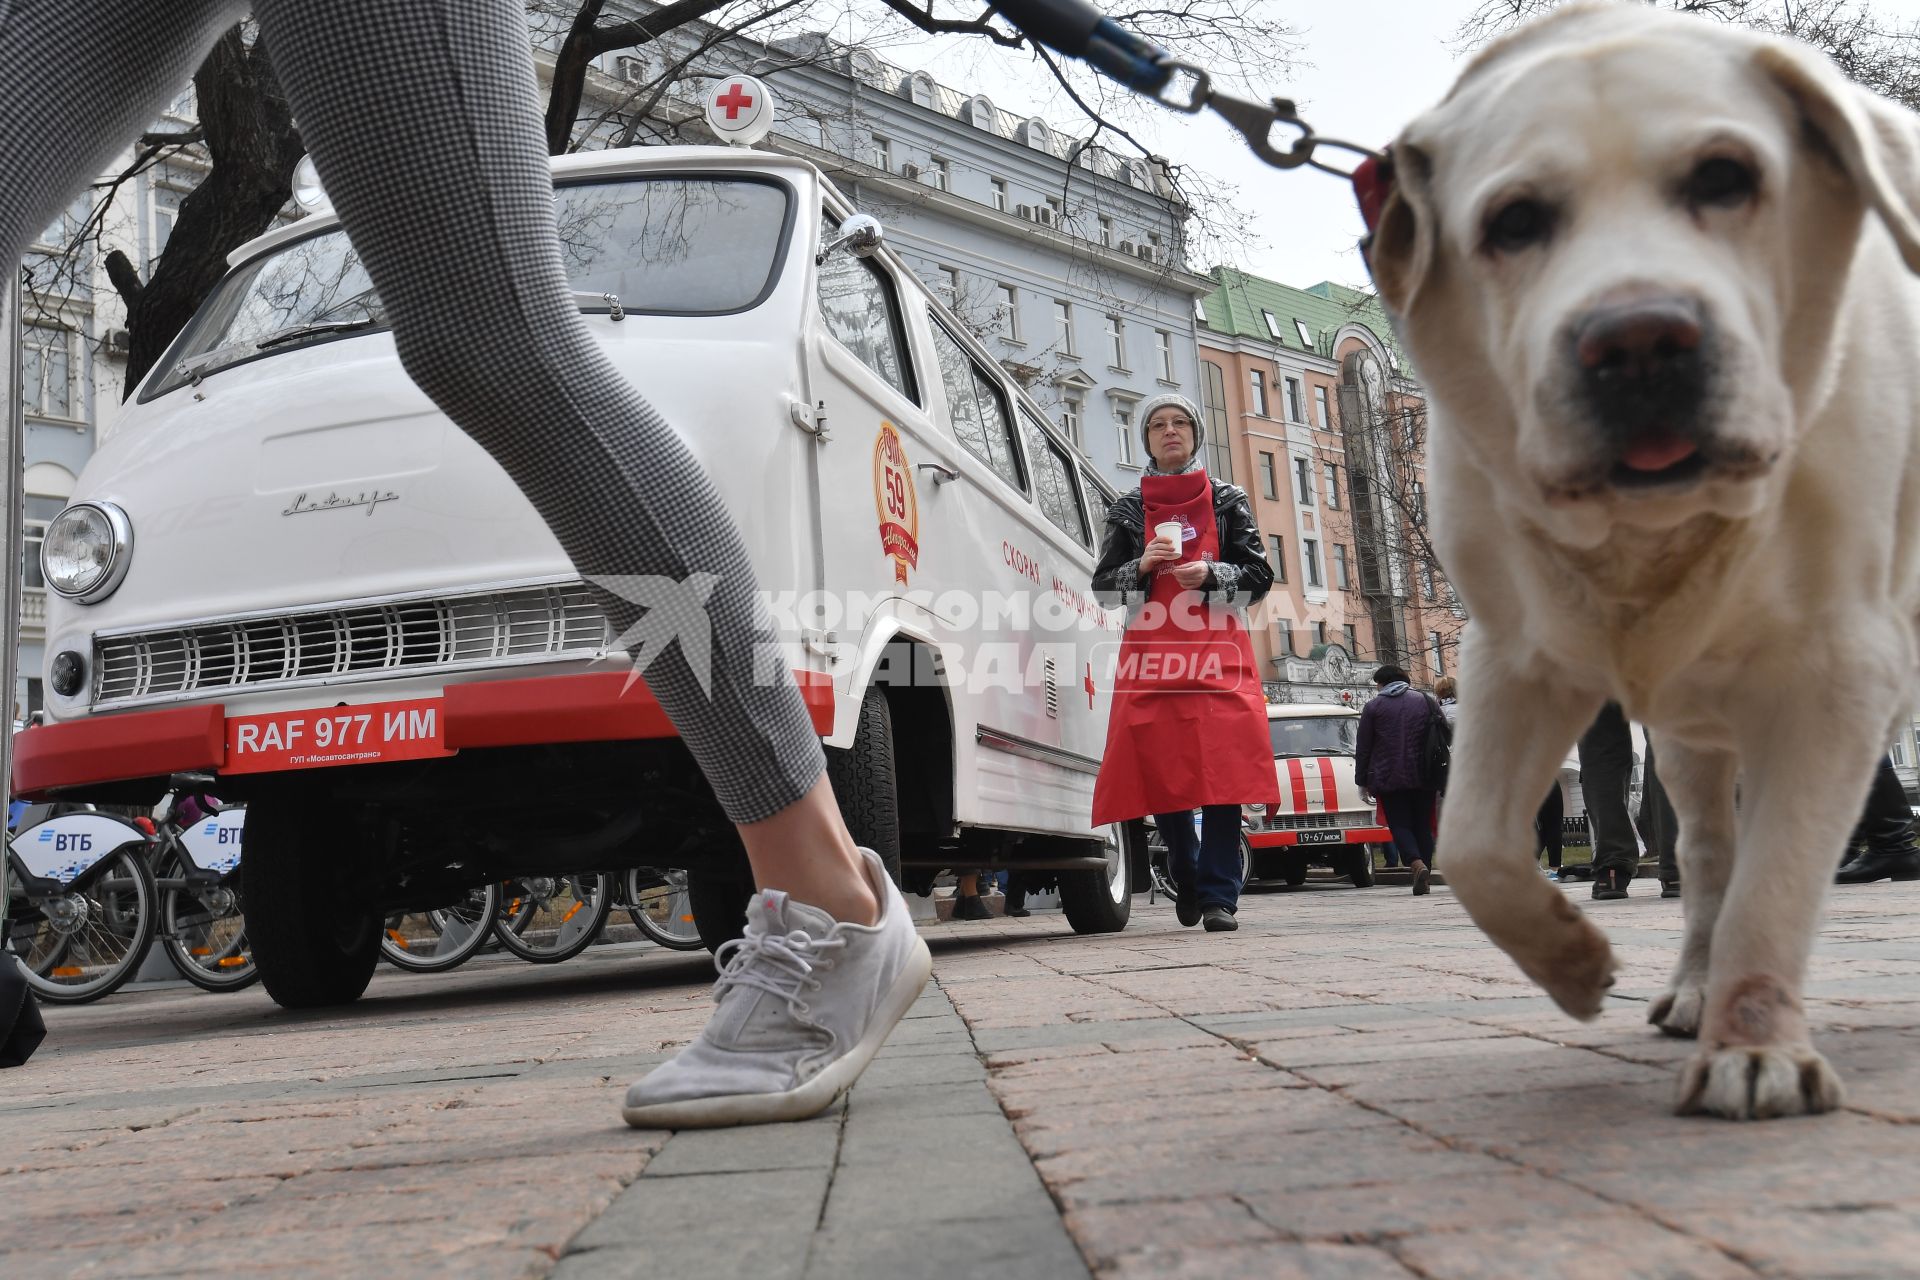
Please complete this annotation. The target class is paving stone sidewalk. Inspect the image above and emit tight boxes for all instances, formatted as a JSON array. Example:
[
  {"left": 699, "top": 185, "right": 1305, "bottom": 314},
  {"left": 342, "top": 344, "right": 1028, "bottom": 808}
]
[{"left": 7, "top": 878, "right": 1920, "bottom": 1278}]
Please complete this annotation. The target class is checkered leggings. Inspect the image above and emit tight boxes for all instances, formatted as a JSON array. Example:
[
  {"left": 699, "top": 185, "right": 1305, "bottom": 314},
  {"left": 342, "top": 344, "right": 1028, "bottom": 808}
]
[{"left": 0, "top": 0, "right": 824, "bottom": 822}]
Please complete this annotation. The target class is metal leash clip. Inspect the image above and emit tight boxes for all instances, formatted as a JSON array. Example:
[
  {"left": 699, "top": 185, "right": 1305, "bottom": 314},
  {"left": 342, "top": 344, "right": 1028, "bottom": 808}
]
[{"left": 1148, "top": 59, "right": 1385, "bottom": 180}]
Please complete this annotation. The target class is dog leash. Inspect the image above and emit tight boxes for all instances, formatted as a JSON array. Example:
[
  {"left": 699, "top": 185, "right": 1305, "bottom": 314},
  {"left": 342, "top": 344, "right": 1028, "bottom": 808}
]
[{"left": 985, "top": 0, "right": 1397, "bottom": 243}]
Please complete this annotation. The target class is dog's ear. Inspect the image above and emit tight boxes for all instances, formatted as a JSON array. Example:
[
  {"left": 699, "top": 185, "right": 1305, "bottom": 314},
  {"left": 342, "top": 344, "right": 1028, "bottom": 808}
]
[
  {"left": 1369, "top": 143, "right": 1436, "bottom": 315},
  {"left": 1755, "top": 39, "right": 1920, "bottom": 273}
]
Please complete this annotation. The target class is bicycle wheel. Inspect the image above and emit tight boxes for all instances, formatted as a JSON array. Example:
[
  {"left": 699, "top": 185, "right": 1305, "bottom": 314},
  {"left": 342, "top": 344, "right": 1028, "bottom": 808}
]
[
  {"left": 9, "top": 850, "right": 157, "bottom": 1004},
  {"left": 624, "top": 868, "right": 704, "bottom": 951},
  {"left": 492, "top": 874, "right": 611, "bottom": 963},
  {"left": 158, "top": 853, "right": 257, "bottom": 992},
  {"left": 381, "top": 882, "right": 502, "bottom": 973}
]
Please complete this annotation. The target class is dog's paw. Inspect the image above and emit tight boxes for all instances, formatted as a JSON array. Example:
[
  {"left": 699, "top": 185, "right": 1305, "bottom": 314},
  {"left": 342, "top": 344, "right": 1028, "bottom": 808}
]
[
  {"left": 1524, "top": 899, "right": 1617, "bottom": 1021},
  {"left": 1649, "top": 985, "right": 1704, "bottom": 1038},
  {"left": 1676, "top": 1044, "right": 1843, "bottom": 1120}
]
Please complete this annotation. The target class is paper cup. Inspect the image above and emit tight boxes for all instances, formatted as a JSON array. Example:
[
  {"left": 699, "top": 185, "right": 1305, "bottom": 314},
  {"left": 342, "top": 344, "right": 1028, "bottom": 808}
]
[{"left": 1154, "top": 521, "right": 1183, "bottom": 552}]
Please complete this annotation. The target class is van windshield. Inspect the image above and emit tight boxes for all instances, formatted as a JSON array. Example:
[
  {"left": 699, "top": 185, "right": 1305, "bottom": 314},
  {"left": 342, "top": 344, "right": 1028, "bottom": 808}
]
[
  {"left": 1270, "top": 716, "right": 1359, "bottom": 758},
  {"left": 147, "top": 174, "right": 792, "bottom": 398}
]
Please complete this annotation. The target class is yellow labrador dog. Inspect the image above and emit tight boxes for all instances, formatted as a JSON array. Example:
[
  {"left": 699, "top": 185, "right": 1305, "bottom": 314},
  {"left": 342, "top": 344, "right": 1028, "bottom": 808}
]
[{"left": 1370, "top": 1, "right": 1920, "bottom": 1119}]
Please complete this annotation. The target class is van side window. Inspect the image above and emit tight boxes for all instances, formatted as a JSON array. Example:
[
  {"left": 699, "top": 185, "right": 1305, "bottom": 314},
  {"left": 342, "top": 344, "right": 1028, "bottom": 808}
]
[
  {"left": 1021, "top": 412, "right": 1090, "bottom": 547},
  {"left": 930, "top": 320, "right": 1024, "bottom": 490},
  {"left": 816, "top": 227, "right": 918, "bottom": 403},
  {"left": 1081, "top": 469, "right": 1113, "bottom": 534}
]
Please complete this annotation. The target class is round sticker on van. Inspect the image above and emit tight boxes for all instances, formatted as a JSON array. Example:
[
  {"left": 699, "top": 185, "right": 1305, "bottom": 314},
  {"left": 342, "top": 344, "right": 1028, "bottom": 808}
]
[
  {"left": 873, "top": 422, "right": 920, "bottom": 586},
  {"left": 704, "top": 76, "right": 774, "bottom": 146}
]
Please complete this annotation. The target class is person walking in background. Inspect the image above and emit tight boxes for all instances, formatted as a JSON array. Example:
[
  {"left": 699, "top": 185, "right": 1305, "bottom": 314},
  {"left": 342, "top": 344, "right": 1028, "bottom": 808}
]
[
  {"left": 1577, "top": 703, "right": 1640, "bottom": 901},
  {"left": 1090, "top": 394, "right": 1277, "bottom": 933},
  {"left": 1536, "top": 784, "right": 1566, "bottom": 879},
  {"left": 1837, "top": 756, "right": 1920, "bottom": 884},
  {"left": 1355, "top": 666, "right": 1443, "bottom": 895},
  {"left": 1434, "top": 676, "right": 1458, "bottom": 727}
]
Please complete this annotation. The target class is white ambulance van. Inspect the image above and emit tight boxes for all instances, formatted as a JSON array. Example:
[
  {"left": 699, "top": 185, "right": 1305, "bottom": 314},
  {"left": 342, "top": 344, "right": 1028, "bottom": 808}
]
[{"left": 17, "top": 142, "right": 1144, "bottom": 1008}]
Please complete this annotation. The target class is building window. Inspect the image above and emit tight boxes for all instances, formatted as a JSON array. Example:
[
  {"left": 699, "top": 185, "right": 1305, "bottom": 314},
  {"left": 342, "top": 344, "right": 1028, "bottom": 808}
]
[
  {"left": 869, "top": 135, "right": 891, "bottom": 170},
  {"left": 1342, "top": 623, "right": 1358, "bottom": 654},
  {"left": 1061, "top": 396, "right": 1082, "bottom": 447},
  {"left": 1285, "top": 377, "right": 1305, "bottom": 422},
  {"left": 1268, "top": 534, "right": 1287, "bottom": 583},
  {"left": 1294, "top": 456, "right": 1313, "bottom": 506},
  {"left": 1249, "top": 370, "right": 1268, "bottom": 417},
  {"left": 929, "top": 157, "right": 951, "bottom": 191},
  {"left": 1324, "top": 463, "right": 1341, "bottom": 510},
  {"left": 1422, "top": 562, "right": 1437, "bottom": 599},
  {"left": 1105, "top": 314, "right": 1125, "bottom": 368},
  {"left": 1262, "top": 309, "right": 1283, "bottom": 341},
  {"left": 1294, "top": 318, "right": 1313, "bottom": 347},
  {"left": 22, "top": 325, "right": 76, "bottom": 420},
  {"left": 1259, "top": 452, "right": 1278, "bottom": 501},
  {"left": 1314, "top": 385, "right": 1331, "bottom": 429},
  {"left": 990, "top": 177, "right": 1008, "bottom": 211},
  {"left": 1303, "top": 538, "right": 1323, "bottom": 588},
  {"left": 1194, "top": 296, "right": 1209, "bottom": 326},
  {"left": 1045, "top": 196, "right": 1064, "bottom": 225},
  {"left": 1098, "top": 215, "right": 1114, "bottom": 247},
  {"left": 1429, "top": 630, "right": 1446, "bottom": 677},
  {"left": 1314, "top": 621, "right": 1329, "bottom": 649},
  {"left": 1115, "top": 404, "right": 1135, "bottom": 466},
  {"left": 1411, "top": 479, "right": 1426, "bottom": 522},
  {"left": 1896, "top": 731, "right": 1913, "bottom": 769},
  {"left": 1054, "top": 300, "right": 1074, "bottom": 355},
  {"left": 1332, "top": 543, "right": 1350, "bottom": 590},
  {"left": 997, "top": 284, "right": 1020, "bottom": 341},
  {"left": 1277, "top": 618, "right": 1293, "bottom": 657},
  {"left": 1155, "top": 330, "right": 1174, "bottom": 382}
]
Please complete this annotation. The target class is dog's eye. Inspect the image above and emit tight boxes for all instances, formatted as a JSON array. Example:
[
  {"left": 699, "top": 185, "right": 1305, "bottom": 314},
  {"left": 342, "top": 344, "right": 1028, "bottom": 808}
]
[
  {"left": 1483, "top": 198, "right": 1553, "bottom": 253},
  {"left": 1687, "top": 156, "right": 1758, "bottom": 208}
]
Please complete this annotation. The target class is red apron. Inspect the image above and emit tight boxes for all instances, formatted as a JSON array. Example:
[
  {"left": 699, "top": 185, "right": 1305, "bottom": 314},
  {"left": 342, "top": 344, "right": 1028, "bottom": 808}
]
[{"left": 1090, "top": 470, "right": 1279, "bottom": 825}]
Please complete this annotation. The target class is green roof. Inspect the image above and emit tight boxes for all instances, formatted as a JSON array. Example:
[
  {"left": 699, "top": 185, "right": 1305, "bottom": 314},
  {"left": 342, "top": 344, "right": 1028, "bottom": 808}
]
[{"left": 1197, "top": 267, "right": 1400, "bottom": 361}]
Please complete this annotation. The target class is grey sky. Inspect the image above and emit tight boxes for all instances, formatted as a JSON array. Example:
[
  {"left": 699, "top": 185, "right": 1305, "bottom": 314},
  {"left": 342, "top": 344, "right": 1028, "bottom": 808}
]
[{"left": 879, "top": 0, "right": 1920, "bottom": 292}]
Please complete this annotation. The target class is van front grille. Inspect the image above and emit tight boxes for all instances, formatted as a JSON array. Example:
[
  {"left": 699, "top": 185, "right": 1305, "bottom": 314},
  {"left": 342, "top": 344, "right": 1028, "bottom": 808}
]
[{"left": 92, "top": 582, "right": 610, "bottom": 707}]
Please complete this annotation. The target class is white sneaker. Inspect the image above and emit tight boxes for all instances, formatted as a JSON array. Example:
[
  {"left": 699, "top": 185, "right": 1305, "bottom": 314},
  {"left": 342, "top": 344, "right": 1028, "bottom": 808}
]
[{"left": 622, "top": 847, "right": 932, "bottom": 1129}]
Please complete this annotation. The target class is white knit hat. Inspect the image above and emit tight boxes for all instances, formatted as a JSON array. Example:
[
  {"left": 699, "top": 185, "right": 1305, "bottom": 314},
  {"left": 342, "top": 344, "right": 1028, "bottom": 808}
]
[{"left": 1136, "top": 392, "right": 1204, "bottom": 457}]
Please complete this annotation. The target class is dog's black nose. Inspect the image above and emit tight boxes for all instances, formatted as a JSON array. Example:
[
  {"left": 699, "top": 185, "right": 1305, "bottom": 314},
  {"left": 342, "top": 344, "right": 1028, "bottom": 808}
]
[{"left": 1573, "top": 297, "right": 1709, "bottom": 432}]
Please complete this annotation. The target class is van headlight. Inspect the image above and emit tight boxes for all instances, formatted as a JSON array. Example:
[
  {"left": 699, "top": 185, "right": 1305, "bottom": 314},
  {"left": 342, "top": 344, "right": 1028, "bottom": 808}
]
[{"left": 42, "top": 502, "right": 134, "bottom": 603}]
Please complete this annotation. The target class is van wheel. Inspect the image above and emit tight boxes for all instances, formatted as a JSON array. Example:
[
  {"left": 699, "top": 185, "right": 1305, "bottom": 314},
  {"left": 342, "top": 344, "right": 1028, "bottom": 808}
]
[
  {"left": 1060, "top": 825, "right": 1135, "bottom": 934},
  {"left": 244, "top": 798, "right": 381, "bottom": 1009},
  {"left": 688, "top": 864, "right": 753, "bottom": 956},
  {"left": 825, "top": 686, "right": 904, "bottom": 888},
  {"left": 1350, "top": 847, "right": 1377, "bottom": 889},
  {"left": 1283, "top": 858, "right": 1309, "bottom": 887}
]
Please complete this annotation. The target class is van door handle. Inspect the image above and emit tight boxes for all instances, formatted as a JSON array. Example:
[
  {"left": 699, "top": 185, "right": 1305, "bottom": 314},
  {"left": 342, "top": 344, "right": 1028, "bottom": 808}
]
[{"left": 917, "top": 463, "right": 959, "bottom": 487}]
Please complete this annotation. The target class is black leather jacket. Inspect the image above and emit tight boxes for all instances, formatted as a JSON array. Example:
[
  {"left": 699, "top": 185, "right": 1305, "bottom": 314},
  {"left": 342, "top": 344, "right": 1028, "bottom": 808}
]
[{"left": 1091, "top": 475, "right": 1275, "bottom": 611}]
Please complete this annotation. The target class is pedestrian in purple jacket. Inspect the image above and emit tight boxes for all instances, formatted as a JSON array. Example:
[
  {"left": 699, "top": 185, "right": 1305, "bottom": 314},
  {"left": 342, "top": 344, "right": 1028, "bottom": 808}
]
[{"left": 1354, "top": 665, "right": 1443, "bottom": 895}]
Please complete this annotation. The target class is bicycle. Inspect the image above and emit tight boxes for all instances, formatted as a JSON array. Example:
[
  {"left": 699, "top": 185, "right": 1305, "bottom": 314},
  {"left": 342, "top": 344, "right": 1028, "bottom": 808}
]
[
  {"left": 620, "top": 867, "right": 703, "bottom": 951},
  {"left": 380, "top": 883, "right": 503, "bottom": 973},
  {"left": 146, "top": 780, "right": 257, "bottom": 993},
  {"left": 492, "top": 873, "right": 612, "bottom": 963},
  {"left": 6, "top": 807, "right": 157, "bottom": 1004}
]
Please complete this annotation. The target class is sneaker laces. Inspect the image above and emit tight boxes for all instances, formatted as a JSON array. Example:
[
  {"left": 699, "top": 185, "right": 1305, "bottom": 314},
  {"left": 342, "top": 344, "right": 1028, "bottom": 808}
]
[{"left": 712, "top": 924, "right": 847, "bottom": 1020}]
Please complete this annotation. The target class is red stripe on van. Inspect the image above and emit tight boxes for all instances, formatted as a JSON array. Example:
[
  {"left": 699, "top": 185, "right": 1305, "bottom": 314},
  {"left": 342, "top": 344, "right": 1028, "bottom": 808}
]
[
  {"left": 1316, "top": 757, "right": 1339, "bottom": 809},
  {"left": 1287, "top": 758, "right": 1310, "bottom": 813}
]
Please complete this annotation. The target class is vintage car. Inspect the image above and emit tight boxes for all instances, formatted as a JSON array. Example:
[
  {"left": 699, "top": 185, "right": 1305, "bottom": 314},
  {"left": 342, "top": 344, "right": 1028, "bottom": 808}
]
[
  {"left": 16, "top": 131, "right": 1145, "bottom": 1009},
  {"left": 1244, "top": 703, "right": 1386, "bottom": 887}
]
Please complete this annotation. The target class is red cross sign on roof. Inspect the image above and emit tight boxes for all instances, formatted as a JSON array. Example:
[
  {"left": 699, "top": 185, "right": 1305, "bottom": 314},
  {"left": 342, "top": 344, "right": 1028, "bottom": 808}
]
[{"left": 704, "top": 74, "right": 773, "bottom": 146}]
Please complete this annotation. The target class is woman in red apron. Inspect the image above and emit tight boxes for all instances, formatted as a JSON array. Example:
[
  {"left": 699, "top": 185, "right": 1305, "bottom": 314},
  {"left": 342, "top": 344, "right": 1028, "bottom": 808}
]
[{"left": 1090, "top": 395, "right": 1278, "bottom": 932}]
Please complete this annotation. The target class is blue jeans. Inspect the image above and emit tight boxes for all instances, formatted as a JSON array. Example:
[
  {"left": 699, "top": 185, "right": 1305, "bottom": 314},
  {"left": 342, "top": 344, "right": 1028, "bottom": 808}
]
[{"left": 1156, "top": 805, "right": 1244, "bottom": 913}]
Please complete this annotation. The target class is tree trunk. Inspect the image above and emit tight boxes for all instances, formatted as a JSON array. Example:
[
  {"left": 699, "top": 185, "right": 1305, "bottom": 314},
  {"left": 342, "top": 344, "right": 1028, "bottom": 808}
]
[{"left": 115, "top": 25, "right": 302, "bottom": 395}]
